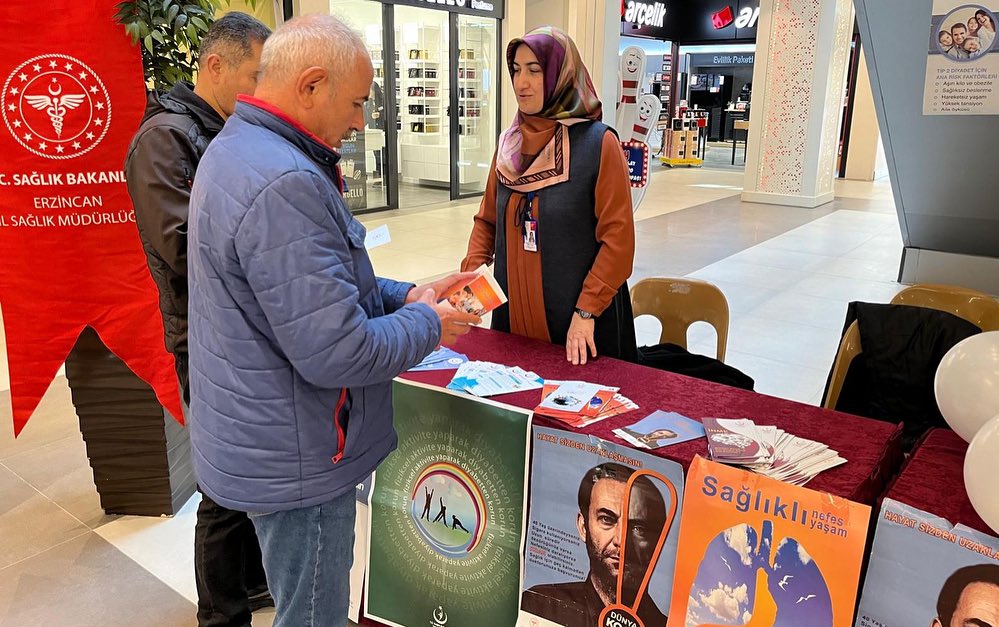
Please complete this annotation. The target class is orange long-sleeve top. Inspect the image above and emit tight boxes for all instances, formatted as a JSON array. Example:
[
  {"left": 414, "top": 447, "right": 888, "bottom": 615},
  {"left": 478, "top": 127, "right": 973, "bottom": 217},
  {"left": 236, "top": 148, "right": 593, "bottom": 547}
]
[{"left": 461, "top": 130, "right": 636, "bottom": 343}]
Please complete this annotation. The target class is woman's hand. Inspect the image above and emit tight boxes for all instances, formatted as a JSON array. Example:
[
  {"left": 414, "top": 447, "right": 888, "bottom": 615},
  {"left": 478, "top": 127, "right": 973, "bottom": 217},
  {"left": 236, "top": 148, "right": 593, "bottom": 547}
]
[{"left": 566, "top": 313, "right": 597, "bottom": 365}]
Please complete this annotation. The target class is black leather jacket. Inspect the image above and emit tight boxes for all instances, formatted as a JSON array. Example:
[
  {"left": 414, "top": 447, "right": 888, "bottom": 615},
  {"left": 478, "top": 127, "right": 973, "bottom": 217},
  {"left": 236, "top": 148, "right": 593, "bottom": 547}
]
[{"left": 124, "top": 82, "right": 224, "bottom": 400}]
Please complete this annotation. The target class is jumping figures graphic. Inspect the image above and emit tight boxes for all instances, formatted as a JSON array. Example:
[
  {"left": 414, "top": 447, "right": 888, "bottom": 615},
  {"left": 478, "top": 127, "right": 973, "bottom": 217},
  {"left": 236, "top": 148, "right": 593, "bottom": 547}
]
[
  {"left": 24, "top": 79, "right": 85, "bottom": 138},
  {"left": 409, "top": 462, "right": 487, "bottom": 558},
  {"left": 421, "top": 487, "right": 435, "bottom": 521},
  {"left": 432, "top": 497, "right": 447, "bottom": 524}
]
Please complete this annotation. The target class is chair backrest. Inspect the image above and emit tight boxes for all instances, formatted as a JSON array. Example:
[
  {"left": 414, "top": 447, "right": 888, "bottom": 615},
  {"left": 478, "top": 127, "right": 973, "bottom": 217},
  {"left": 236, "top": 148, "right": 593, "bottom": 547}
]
[
  {"left": 823, "top": 321, "right": 862, "bottom": 410},
  {"left": 890, "top": 284, "right": 999, "bottom": 331},
  {"left": 631, "top": 278, "right": 730, "bottom": 361}
]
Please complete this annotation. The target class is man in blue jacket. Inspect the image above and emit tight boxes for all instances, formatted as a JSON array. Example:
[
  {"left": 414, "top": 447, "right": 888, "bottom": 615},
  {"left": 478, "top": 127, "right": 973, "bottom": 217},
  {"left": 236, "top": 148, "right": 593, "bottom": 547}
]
[{"left": 187, "top": 14, "right": 479, "bottom": 627}]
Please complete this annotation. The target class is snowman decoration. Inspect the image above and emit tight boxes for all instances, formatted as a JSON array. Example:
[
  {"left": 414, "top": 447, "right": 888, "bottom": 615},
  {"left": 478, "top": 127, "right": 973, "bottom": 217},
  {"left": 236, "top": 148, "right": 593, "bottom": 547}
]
[{"left": 615, "top": 47, "right": 658, "bottom": 212}]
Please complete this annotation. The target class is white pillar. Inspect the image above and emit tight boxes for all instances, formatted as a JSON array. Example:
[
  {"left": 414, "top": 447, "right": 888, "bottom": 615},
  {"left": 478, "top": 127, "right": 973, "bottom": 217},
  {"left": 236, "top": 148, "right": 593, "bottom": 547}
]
[{"left": 742, "top": 0, "right": 855, "bottom": 208}]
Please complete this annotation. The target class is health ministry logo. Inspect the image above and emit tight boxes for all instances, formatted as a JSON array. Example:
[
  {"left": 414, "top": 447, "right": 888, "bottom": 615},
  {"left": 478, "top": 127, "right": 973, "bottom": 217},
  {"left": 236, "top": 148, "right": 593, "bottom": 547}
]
[
  {"left": 431, "top": 605, "right": 448, "bottom": 626},
  {"left": 410, "top": 461, "right": 487, "bottom": 558},
  {"left": 2, "top": 53, "right": 111, "bottom": 159}
]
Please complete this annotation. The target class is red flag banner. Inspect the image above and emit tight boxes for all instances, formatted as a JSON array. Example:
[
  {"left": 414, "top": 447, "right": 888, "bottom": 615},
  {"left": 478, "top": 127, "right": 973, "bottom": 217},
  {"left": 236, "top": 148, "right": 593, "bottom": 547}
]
[{"left": 0, "top": 1, "right": 183, "bottom": 435}]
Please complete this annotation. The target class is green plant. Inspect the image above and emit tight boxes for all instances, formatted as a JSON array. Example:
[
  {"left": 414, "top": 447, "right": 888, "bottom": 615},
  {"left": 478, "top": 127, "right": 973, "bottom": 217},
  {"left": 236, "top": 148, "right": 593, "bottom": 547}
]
[{"left": 116, "top": 0, "right": 258, "bottom": 91}]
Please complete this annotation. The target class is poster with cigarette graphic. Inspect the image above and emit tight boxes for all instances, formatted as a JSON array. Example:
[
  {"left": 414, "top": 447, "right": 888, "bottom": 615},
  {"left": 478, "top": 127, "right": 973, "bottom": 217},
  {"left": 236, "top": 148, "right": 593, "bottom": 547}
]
[
  {"left": 518, "top": 426, "right": 685, "bottom": 627},
  {"left": 666, "top": 457, "right": 870, "bottom": 627}
]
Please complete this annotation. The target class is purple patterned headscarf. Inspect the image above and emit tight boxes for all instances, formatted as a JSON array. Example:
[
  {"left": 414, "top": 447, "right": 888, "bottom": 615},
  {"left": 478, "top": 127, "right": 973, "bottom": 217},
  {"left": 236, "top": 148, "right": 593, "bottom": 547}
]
[{"left": 496, "top": 26, "right": 602, "bottom": 180}]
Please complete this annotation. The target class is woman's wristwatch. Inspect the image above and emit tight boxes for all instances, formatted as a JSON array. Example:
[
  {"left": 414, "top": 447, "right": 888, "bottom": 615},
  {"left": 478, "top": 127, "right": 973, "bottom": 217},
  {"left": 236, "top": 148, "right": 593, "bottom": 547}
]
[{"left": 574, "top": 308, "right": 594, "bottom": 320}]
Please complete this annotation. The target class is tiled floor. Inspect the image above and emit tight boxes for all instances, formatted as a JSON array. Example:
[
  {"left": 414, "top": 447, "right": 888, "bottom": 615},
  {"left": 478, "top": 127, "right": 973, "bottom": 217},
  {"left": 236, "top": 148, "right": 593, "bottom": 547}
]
[{"left": 0, "top": 164, "right": 901, "bottom": 626}]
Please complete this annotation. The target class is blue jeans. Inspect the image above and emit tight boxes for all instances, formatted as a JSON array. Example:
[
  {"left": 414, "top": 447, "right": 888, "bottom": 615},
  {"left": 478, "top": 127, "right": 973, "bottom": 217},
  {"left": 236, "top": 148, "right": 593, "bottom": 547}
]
[{"left": 248, "top": 490, "right": 356, "bottom": 627}]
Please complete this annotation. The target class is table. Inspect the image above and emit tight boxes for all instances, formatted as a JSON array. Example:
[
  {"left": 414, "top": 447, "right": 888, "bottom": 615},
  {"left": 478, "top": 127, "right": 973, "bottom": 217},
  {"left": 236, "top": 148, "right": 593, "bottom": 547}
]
[
  {"left": 401, "top": 327, "right": 904, "bottom": 505},
  {"left": 360, "top": 328, "right": 905, "bottom": 626},
  {"left": 882, "top": 428, "right": 993, "bottom": 536}
]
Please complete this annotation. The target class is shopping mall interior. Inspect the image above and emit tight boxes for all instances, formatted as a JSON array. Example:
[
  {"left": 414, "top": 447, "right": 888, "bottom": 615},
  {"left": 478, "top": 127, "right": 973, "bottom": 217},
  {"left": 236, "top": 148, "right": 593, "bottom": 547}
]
[{"left": 2, "top": 0, "right": 999, "bottom": 625}]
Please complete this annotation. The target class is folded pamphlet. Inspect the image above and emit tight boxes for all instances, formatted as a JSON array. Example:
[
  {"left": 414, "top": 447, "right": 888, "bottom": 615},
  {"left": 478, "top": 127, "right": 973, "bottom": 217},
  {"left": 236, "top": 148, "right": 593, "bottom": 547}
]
[
  {"left": 445, "top": 266, "right": 507, "bottom": 316},
  {"left": 703, "top": 417, "right": 845, "bottom": 486},
  {"left": 408, "top": 347, "right": 469, "bottom": 372},
  {"left": 613, "top": 410, "right": 705, "bottom": 449},
  {"left": 446, "top": 361, "right": 544, "bottom": 397},
  {"left": 534, "top": 380, "right": 637, "bottom": 428}
]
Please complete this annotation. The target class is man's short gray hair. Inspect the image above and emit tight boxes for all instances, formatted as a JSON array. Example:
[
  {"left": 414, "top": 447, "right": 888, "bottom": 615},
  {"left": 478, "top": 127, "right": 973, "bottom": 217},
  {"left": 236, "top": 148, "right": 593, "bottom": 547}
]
[{"left": 259, "top": 14, "right": 369, "bottom": 85}]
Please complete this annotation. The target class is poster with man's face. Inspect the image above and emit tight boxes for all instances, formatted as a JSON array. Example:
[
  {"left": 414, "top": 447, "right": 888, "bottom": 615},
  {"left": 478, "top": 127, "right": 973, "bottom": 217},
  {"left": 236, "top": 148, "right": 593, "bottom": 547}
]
[
  {"left": 855, "top": 498, "right": 999, "bottom": 627},
  {"left": 518, "top": 427, "right": 684, "bottom": 627}
]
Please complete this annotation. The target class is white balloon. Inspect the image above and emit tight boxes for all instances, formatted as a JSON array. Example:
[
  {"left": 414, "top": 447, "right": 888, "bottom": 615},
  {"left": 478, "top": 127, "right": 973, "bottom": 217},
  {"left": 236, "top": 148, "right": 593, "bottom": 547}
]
[
  {"left": 964, "top": 414, "right": 999, "bottom": 535},
  {"left": 935, "top": 331, "right": 999, "bottom": 442}
]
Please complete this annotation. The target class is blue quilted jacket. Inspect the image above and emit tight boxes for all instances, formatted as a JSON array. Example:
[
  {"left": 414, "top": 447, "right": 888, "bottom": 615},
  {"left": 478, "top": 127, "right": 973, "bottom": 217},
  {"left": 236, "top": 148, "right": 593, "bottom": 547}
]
[{"left": 187, "top": 99, "right": 441, "bottom": 512}]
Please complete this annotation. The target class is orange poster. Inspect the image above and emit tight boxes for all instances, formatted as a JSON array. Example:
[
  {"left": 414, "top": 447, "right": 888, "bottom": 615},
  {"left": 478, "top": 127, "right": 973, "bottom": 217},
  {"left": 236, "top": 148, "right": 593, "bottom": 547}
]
[{"left": 666, "top": 457, "right": 870, "bottom": 627}]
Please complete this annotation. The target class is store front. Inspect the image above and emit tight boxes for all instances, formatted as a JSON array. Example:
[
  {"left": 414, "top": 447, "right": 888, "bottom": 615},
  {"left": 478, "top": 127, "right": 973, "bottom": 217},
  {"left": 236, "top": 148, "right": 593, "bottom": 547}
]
[
  {"left": 621, "top": 0, "right": 760, "bottom": 168},
  {"left": 304, "top": 0, "right": 503, "bottom": 213},
  {"left": 622, "top": 0, "right": 865, "bottom": 173}
]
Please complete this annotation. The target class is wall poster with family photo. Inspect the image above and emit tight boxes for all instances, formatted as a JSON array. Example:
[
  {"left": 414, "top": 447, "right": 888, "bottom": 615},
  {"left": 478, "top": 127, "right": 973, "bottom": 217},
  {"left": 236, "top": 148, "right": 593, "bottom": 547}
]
[
  {"left": 518, "top": 426, "right": 685, "bottom": 627},
  {"left": 925, "top": 0, "right": 999, "bottom": 114}
]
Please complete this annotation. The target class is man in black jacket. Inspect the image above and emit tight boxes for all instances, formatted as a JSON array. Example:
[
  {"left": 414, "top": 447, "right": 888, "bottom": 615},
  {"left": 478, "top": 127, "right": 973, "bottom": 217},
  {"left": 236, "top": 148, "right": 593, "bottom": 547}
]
[{"left": 124, "top": 12, "right": 272, "bottom": 627}]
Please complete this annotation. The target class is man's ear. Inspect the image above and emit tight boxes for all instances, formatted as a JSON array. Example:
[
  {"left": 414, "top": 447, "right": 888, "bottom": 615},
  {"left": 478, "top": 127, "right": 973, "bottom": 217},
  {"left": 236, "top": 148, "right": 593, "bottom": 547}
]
[
  {"left": 295, "top": 66, "right": 329, "bottom": 108},
  {"left": 200, "top": 53, "right": 224, "bottom": 83},
  {"left": 931, "top": 618, "right": 943, "bottom": 627},
  {"left": 577, "top": 512, "right": 587, "bottom": 543}
]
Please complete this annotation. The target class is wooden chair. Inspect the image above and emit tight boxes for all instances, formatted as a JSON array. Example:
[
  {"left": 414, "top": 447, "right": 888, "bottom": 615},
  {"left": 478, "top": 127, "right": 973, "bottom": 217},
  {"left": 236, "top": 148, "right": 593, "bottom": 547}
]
[
  {"left": 823, "top": 321, "right": 862, "bottom": 410},
  {"left": 823, "top": 285, "right": 998, "bottom": 409},
  {"left": 631, "top": 278, "right": 730, "bottom": 361},
  {"left": 890, "top": 284, "right": 999, "bottom": 331}
]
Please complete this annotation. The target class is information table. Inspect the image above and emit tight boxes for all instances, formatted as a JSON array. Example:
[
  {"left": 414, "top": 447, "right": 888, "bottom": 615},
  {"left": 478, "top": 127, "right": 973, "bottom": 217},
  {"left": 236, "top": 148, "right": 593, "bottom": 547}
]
[
  {"left": 882, "top": 427, "right": 992, "bottom": 535},
  {"left": 402, "top": 327, "right": 904, "bottom": 504}
]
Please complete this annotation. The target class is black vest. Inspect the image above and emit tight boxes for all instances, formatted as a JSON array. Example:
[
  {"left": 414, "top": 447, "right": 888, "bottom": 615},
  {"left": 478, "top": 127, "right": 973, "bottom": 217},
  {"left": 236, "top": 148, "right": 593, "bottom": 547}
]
[{"left": 492, "top": 121, "right": 638, "bottom": 362}]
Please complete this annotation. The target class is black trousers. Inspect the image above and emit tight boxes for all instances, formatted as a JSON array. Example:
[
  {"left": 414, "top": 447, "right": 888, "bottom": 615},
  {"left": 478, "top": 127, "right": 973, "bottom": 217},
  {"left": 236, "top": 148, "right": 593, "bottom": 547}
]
[{"left": 195, "top": 492, "right": 268, "bottom": 627}]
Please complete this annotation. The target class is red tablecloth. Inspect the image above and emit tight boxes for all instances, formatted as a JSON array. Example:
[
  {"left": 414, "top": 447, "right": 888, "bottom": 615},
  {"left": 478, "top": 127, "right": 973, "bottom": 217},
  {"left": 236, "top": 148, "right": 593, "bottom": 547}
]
[
  {"left": 400, "top": 327, "right": 904, "bottom": 505},
  {"left": 882, "top": 428, "right": 993, "bottom": 536}
]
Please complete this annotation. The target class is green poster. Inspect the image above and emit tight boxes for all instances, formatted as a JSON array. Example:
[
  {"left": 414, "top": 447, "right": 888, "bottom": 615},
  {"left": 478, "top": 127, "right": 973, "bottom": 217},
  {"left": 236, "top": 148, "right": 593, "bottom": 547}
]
[{"left": 366, "top": 380, "right": 531, "bottom": 627}]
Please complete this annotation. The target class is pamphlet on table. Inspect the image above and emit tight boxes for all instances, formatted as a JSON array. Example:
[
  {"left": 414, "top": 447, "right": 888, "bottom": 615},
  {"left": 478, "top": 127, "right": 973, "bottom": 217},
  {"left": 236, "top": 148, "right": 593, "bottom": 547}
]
[
  {"left": 703, "top": 417, "right": 846, "bottom": 486},
  {"left": 408, "top": 347, "right": 468, "bottom": 371},
  {"left": 534, "top": 380, "right": 638, "bottom": 428},
  {"left": 446, "top": 361, "right": 544, "bottom": 396},
  {"left": 614, "top": 410, "right": 705, "bottom": 449}
]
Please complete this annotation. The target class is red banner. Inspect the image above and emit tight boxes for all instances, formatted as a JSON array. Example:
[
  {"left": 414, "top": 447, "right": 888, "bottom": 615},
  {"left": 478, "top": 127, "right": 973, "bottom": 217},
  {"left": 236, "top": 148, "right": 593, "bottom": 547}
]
[{"left": 0, "top": 1, "right": 183, "bottom": 435}]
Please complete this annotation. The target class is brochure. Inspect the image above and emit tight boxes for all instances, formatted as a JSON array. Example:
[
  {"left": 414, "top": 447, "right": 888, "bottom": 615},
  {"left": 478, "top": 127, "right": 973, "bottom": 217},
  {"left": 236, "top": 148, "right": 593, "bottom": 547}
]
[
  {"left": 445, "top": 266, "right": 507, "bottom": 316},
  {"left": 614, "top": 410, "right": 706, "bottom": 449}
]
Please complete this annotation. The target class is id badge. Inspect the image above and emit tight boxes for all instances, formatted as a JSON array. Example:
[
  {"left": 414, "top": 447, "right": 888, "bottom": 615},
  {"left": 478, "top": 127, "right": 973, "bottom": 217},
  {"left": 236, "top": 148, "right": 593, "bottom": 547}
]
[{"left": 523, "top": 219, "right": 538, "bottom": 252}]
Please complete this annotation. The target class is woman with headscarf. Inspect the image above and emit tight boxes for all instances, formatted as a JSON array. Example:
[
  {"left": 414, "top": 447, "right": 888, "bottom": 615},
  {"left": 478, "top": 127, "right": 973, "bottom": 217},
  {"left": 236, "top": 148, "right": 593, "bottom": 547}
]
[{"left": 461, "top": 26, "right": 637, "bottom": 365}]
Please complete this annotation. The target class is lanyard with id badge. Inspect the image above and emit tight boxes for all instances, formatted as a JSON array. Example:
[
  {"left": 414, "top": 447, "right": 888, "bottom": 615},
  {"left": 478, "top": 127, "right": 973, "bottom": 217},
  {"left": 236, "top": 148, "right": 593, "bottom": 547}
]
[{"left": 515, "top": 191, "right": 538, "bottom": 252}]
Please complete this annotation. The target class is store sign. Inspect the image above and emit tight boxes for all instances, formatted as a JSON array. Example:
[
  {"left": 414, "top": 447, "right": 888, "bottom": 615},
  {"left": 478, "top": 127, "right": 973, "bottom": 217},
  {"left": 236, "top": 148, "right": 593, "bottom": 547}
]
[
  {"left": 621, "top": 0, "right": 671, "bottom": 39},
  {"left": 735, "top": 5, "right": 761, "bottom": 28},
  {"left": 712, "top": 4, "right": 760, "bottom": 28},
  {"left": 385, "top": 0, "right": 503, "bottom": 19},
  {"left": 688, "top": 52, "right": 756, "bottom": 66},
  {"left": 624, "top": 1, "right": 667, "bottom": 27},
  {"left": 662, "top": 0, "right": 759, "bottom": 43}
]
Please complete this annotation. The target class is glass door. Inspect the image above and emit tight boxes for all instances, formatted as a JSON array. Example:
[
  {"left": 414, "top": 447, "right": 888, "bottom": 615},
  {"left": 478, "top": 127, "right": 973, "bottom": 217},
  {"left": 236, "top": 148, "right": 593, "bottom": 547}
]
[
  {"left": 326, "top": 0, "right": 389, "bottom": 212},
  {"left": 394, "top": 5, "right": 451, "bottom": 208},
  {"left": 453, "top": 14, "right": 498, "bottom": 198}
]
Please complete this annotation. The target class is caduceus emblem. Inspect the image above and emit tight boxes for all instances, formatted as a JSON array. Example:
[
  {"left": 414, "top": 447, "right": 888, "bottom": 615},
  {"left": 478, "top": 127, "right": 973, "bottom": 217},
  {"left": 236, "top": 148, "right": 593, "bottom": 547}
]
[
  {"left": 24, "top": 81, "right": 86, "bottom": 138},
  {"left": 2, "top": 53, "right": 112, "bottom": 159}
]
